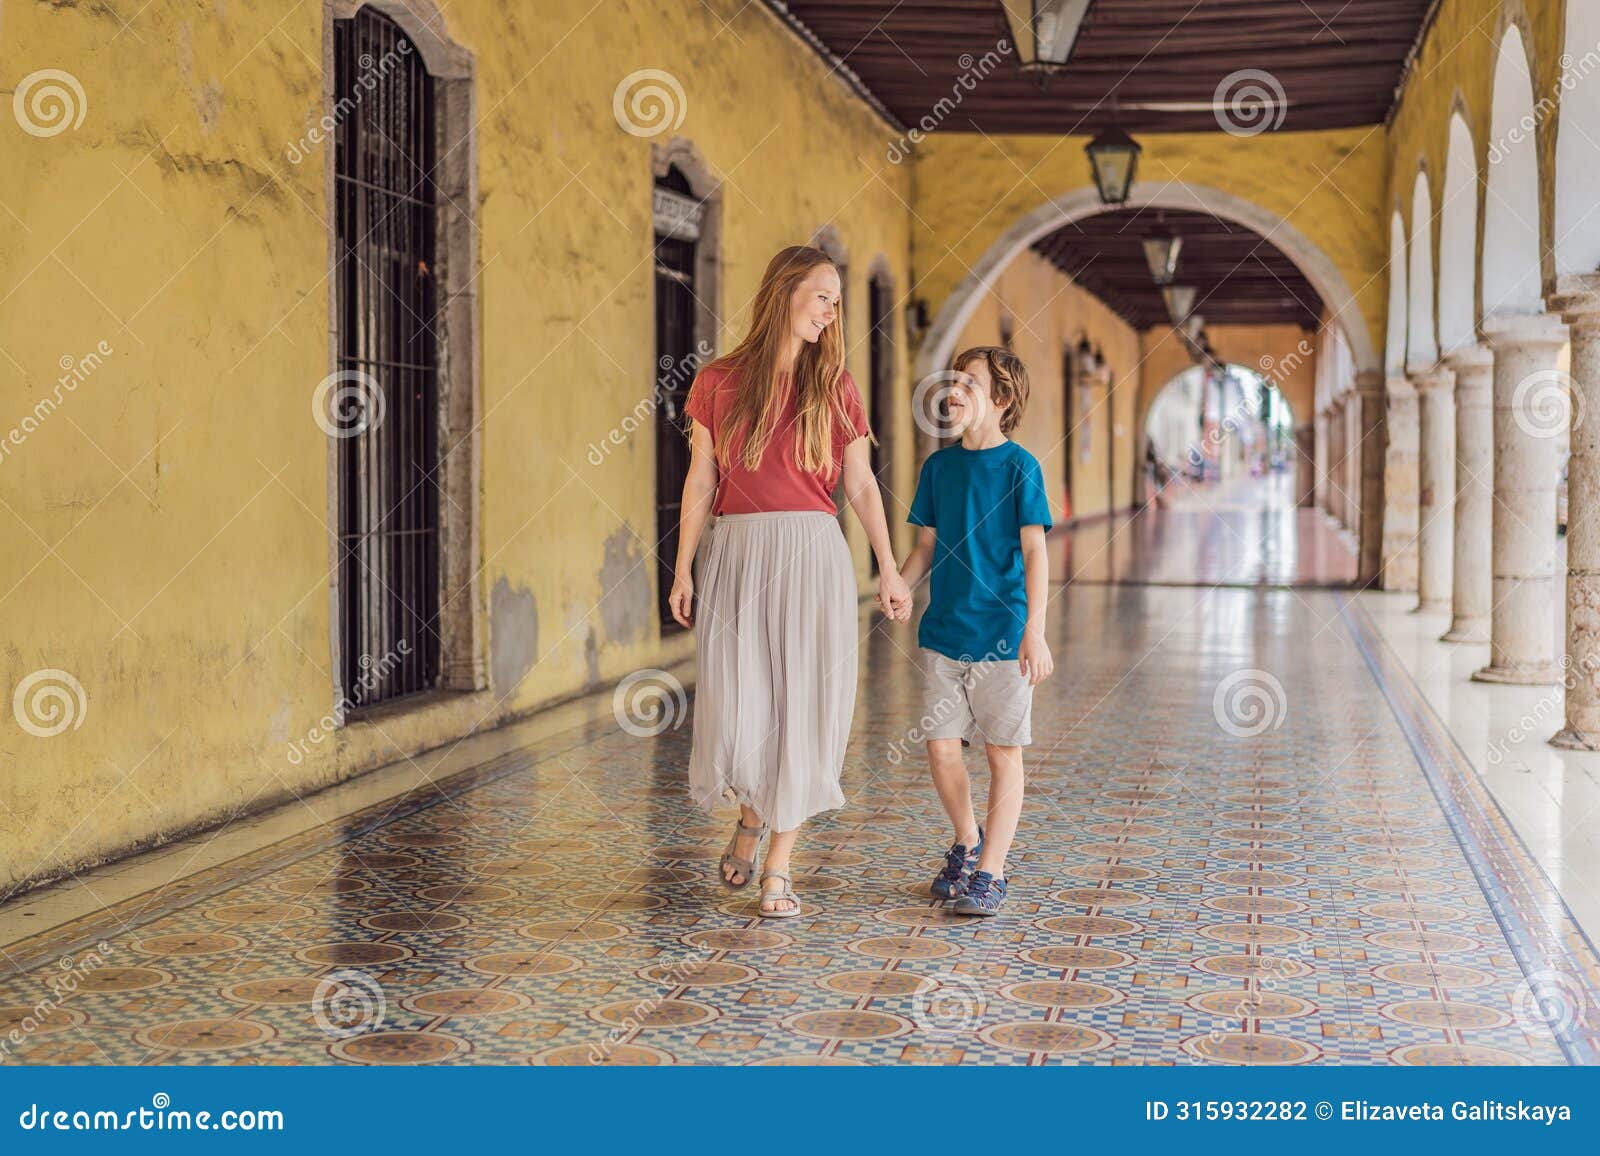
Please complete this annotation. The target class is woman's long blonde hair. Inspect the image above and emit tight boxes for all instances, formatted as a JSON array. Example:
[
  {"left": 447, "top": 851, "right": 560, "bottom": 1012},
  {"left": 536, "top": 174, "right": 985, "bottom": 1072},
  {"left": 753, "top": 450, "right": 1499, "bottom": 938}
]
[{"left": 706, "top": 245, "right": 851, "bottom": 475}]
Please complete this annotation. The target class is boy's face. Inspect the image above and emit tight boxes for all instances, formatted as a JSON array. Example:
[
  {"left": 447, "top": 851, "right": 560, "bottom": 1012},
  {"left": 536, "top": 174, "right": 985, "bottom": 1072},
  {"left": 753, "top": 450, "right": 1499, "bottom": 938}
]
[{"left": 950, "top": 357, "right": 1005, "bottom": 434}]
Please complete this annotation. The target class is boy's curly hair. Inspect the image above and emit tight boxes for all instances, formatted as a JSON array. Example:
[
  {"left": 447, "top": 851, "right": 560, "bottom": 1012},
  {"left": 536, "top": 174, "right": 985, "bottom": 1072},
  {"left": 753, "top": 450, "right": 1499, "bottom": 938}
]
[{"left": 952, "top": 345, "right": 1030, "bottom": 434}]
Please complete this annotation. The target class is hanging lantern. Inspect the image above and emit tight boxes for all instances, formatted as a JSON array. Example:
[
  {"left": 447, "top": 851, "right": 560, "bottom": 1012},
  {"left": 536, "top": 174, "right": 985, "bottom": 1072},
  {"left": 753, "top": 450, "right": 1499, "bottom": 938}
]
[
  {"left": 1085, "top": 126, "right": 1141, "bottom": 206},
  {"left": 1002, "top": 0, "right": 1093, "bottom": 76},
  {"left": 1142, "top": 216, "right": 1182, "bottom": 285},
  {"left": 1163, "top": 284, "right": 1197, "bottom": 324},
  {"left": 1075, "top": 335, "right": 1096, "bottom": 379}
]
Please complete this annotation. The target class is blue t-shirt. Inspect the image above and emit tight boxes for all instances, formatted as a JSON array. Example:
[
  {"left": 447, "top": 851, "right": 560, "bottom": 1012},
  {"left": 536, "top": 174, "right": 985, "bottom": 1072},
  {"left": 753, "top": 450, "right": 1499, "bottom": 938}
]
[{"left": 908, "top": 439, "right": 1053, "bottom": 662}]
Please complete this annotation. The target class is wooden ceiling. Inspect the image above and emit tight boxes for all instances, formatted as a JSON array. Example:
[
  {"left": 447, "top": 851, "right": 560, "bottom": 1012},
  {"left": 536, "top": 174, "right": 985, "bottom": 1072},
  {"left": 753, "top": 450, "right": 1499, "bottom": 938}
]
[
  {"left": 1032, "top": 208, "right": 1323, "bottom": 330},
  {"left": 777, "top": 0, "right": 1434, "bottom": 133}
]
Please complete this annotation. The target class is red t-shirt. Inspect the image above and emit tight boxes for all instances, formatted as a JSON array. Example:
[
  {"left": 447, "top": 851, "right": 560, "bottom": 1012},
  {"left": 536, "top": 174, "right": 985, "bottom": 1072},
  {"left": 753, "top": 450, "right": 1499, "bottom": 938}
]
[{"left": 684, "top": 364, "right": 869, "bottom": 515}]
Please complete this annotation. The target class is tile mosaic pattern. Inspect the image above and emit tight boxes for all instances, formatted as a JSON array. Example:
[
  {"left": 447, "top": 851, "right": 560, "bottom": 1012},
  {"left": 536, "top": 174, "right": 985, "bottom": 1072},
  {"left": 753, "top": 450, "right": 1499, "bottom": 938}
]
[{"left": 1, "top": 586, "right": 1594, "bottom": 1065}]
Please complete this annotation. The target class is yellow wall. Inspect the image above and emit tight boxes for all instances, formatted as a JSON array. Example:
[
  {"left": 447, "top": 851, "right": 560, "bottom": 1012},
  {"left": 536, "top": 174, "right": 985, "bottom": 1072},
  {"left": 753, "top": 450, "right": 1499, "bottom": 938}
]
[
  {"left": 909, "top": 128, "right": 1390, "bottom": 372},
  {"left": 0, "top": 0, "right": 913, "bottom": 895},
  {"left": 948, "top": 250, "right": 1141, "bottom": 521}
]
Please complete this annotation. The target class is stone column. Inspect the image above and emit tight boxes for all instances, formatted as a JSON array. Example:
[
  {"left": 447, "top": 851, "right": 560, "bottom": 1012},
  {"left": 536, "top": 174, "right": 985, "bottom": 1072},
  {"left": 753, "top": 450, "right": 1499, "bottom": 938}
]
[
  {"left": 1381, "top": 376, "right": 1419, "bottom": 590},
  {"left": 1441, "top": 344, "right": 1494, "bottom": 642},
  {"left": 1295, "top": 423, "right": 1315, "bottom": 506},
  {"left": 1473, "top": 312, "right": 1568, "bottom": 685},
  {"left": 1344, "top": 395, "right": 1360, "bottom": 530},
  {"left": 1326, "top": 403, "right": 1343, "bottom": 522},
  {"left": 1551, "top": 279, "right": 1600, "bottom": 746},
  {"left": 1314, "top": 411, "right": 1329, "bottom": 512},
  {"left": 1353, "top": 372, "right": 1387, "bottom": 586},
  {"left": 1412, "top": 364, "right": 1456, "bottom": 612}
]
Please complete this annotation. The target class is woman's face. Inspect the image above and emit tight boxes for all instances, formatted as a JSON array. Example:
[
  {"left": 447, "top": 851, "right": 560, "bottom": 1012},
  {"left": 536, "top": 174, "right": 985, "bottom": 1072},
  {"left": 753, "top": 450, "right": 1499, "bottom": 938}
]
[{"left": 789, "top": 264, "right": 841, "bottom": 345}]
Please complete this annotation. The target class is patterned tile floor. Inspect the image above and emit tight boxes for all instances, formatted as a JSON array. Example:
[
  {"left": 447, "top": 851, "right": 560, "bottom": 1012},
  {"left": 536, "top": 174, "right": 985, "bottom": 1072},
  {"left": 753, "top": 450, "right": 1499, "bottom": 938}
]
[{"left": 2, "top": 489, "right": 1597, "bottom": 1065}]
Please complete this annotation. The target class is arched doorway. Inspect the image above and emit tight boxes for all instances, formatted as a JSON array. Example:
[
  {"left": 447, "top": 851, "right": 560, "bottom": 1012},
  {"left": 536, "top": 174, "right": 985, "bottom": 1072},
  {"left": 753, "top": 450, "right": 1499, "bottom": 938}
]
[{"left": 1144, "top": 363, "right": 1297, "bottom": 495}]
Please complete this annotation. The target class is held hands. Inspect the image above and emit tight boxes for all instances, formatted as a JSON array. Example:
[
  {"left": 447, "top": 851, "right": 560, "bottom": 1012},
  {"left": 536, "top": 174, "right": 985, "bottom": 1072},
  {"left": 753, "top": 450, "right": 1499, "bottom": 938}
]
[
  {"left": 878, "top": 568, "right": 912, "bottom": 622},
  {"left": 669, "top": 569, "right": 694, "bottom": 629},
  {"left": 1018, "top": 629, "right": 1054, "bottom": 686}
]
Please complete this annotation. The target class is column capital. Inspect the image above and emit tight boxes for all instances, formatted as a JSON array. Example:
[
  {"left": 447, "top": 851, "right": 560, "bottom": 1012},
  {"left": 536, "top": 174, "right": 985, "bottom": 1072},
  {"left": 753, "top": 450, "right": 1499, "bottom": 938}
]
[
  {"left": 1408, "top": 363, "right": 1455, "bottom": 392},
  {"left": 1547, "top": 272, "right": 1600, "bottom": 330},
  {"left": 1353, "top": 369, "right": 1385, "bottom": 396},
  {"left": 1481, "top": 310, "right": 1567, "bottom": 351},
  {"left": 1442, "top": 342, "right": 1493, "bottom": 373}
]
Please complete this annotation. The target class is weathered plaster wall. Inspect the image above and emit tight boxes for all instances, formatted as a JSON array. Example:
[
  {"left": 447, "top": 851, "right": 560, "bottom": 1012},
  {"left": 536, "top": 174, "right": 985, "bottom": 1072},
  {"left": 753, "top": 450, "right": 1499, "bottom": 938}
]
[
  {"left": 948, "top": 249, "right": 1142, "bottom": 522},
  {"left": 0, "top": 0, "right": 913, "bottom": 895}
]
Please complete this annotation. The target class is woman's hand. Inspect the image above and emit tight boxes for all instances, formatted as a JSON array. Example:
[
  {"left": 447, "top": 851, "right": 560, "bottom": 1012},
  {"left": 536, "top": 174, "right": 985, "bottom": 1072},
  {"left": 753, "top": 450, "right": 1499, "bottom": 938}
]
[
  {"left": 1018, "top": 629, "right": 1054, "bottom": 686},
  {"left": 669, "top": 569, "right": 695, "bottom": 628},
  {"left": 878, "top": 567, "right": 912, "bottom": 622}
]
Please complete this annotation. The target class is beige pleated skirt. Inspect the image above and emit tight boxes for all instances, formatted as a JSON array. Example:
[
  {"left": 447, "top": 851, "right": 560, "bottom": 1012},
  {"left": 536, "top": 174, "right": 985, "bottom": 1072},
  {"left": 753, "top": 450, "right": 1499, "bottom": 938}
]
[{"left": 689, "top": 510, "right": 857, "bottom": 831}]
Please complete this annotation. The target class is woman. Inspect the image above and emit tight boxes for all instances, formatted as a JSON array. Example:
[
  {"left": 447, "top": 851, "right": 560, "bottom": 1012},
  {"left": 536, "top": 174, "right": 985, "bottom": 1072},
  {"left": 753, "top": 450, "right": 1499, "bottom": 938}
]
[{"left": 669, "top": 245, "right": 910, "bottom": 918}]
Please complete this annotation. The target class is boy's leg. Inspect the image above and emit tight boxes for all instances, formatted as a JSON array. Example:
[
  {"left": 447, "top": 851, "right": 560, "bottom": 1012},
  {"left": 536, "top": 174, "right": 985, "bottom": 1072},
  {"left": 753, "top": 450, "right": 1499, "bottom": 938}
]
[
  {"left": 976, "top": 743, "right": 1024, "bottom": 878},
  {"left": 927, "top": 738, "right": 980, "bottom": 847}
]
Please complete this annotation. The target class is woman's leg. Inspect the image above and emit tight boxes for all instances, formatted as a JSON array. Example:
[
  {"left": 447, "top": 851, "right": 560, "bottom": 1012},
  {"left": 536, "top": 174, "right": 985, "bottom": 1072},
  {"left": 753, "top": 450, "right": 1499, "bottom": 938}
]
[
  {"left": 975, "top": 744, "right": 1024, "bottom": 878},
  {"left": 927, "top": 738, "right": 980, "bottom": 846},
  {"left": 760, "top": 826, "right": 801, "bottom": 913},
  {"left": 722, "top": 803, "right": 764, "bottom": 886}
]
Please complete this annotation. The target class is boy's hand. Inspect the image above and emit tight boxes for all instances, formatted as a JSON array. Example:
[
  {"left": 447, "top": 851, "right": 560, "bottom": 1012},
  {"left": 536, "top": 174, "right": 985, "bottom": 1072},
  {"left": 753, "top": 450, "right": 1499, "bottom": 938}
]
[
  {"left": 1018, "top": 630, "right": 1053, "bottom": 685},
  {"left": 878, "top": 568, "right": 912, "bottom": 622}
]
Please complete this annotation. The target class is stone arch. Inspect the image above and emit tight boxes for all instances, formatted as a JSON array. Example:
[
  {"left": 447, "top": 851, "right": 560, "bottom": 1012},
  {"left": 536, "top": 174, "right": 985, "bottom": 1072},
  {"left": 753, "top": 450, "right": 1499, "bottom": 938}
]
[
  {"left": 1554, "top": 0, "right": 1600, "bottom": 279},
  {"left": 1482, "top": 20, "right": 1543, "bottom": 318},
  {"left": 1386, "top": 210, "right": 1408, "bottom": 375},
  {"left": 912, "top": 181, "right": 1379, "bottom": 381},
  {"left": 1406, "top": 168, "right": 1438, "bottom": 370},
  {"left": 1438, "top": 109, "right": 1479, "bottom": 354}
]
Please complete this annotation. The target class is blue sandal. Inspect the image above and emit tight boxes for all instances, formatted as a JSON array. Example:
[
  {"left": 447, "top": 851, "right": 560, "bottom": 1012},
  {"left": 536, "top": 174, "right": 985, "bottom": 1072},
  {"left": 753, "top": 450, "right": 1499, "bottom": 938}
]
[
  {"left": 952, "top": 870, "right": 1007, "bottom": 916},
  {"left": 930, "top": 827, "right": 984, "bottom": 899}
]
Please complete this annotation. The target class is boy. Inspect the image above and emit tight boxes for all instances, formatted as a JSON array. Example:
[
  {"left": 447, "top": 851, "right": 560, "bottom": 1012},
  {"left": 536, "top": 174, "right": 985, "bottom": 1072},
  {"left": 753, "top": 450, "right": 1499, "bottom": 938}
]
[{"left": 895, "top": 347, "right": 1054, "bottom": 916}]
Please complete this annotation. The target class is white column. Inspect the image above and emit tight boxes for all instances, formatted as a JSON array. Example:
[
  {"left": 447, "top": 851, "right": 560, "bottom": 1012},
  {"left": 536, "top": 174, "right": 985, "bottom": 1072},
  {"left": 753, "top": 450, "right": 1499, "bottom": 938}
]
[
  {"left": 1381, "top": 376, "right": 1419, "bottom": 590},
  {"left": 1441, "top": 344, "right": 1493, "bottom": 643},
  {"left": 1473, "top": 312, "right": 1568, "bottom": 685},
  {"left": 1354, "top": 372, "right": 1387, "bottom": 586},
  {"left": 1551, "top": 280, "right": 1600, "bottom": 746},
  {"left": 1412, "top": 364, "right": 1456, "bottom": 612},
  {"left": 1314, "top": 411, "right": 1329, "bottom": 512}
]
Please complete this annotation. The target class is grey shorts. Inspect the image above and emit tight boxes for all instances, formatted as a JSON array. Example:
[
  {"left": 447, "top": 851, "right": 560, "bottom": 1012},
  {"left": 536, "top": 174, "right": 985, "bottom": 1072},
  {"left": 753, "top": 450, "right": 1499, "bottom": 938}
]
[{"left": 918, "top": 648, "right": 1034, "bottom": 747}]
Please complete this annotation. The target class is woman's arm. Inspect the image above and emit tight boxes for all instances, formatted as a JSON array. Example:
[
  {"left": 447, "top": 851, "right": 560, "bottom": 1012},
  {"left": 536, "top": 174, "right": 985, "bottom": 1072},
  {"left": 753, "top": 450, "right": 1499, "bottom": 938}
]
[
  {"left": 668, "top": 421, "right": 718, "bottom": 628},
  {"left": 841, "top": 438, "right": 911, "bottom": 619}
]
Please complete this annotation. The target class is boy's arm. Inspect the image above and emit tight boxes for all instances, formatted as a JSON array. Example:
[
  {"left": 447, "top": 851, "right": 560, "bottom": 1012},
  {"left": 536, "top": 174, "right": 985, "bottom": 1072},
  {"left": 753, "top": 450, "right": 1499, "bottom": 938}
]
[
  {"left": 1017, "top": 524, "right": 1054, "bottom": 684},
  {"left": 897, "top": 526, "right": 937, "bottom": 588}
]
